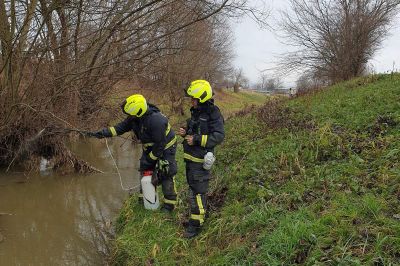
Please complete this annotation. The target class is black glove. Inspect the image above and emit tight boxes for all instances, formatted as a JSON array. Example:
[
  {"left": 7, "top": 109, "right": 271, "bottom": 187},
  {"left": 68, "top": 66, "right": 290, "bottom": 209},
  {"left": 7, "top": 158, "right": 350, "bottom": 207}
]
[
  {"left": 86, "top": 130, "right": 105, "bottom": 139},
  {"left": 156, "top": 159, "right": 170, "bottom": 177},
  {"left": 151, "top": 171, "right": 161, "bottom": 186}
]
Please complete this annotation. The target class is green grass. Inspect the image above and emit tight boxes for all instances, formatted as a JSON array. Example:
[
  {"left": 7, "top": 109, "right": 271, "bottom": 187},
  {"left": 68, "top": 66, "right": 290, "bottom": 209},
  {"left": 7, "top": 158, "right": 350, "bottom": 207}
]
[
  {"left": 111, "top": 74, "right": 400, "bottom": 265},
  {"left": 214, "top": 89, "right": 271, "bottom": 117}
]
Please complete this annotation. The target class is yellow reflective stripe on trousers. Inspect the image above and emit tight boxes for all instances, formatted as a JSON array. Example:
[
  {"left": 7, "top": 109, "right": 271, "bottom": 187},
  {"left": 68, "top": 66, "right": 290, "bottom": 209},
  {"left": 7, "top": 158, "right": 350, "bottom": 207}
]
[
  {"left": 201, "top": 135, "right": 208, "bottom": 147},
  {"left": 196, "top": 194, "right": 205, "bottom": 215},
  {"left": 109, "top": 127, "right": 117, "bottom": 136},
  {"left": 191, "top": 214, "right": 204, "bottom": 224},
  {"left": 164, "top": 198, "right": 177, "bottom": 205},
  {"left": 184, "top": 153, "right": 204, "bottom": 163},
  {"left": 149, "top": 152, "right": 158, "bottom": 160}
]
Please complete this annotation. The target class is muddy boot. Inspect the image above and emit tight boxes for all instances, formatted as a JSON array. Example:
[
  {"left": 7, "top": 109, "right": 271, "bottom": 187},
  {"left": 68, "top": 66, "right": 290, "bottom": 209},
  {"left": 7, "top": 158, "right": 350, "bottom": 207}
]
[
  {"left": 182, "top": 220, "right": 190, "bottom": 228},
  {"left": 160, "top": 203, "right": 174, "bottom": 214},
  {"left": 137, "top": 189, "right": 144, "bottom": 205},
  {"left": 137, "top": 196, "right": 143, "bottom": 205},
  {"left": 183, "top": 225, "right": 201, "bottom": 239}
]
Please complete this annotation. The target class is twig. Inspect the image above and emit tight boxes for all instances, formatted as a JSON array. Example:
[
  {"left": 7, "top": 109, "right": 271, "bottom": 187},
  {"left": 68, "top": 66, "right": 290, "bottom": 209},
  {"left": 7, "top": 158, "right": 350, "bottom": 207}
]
[
  {"left": 6, "top": 127, "right": 48, "bottom": 172},
  {"left": 341, "top": 237, "right": 353, "bottom": 259},
  {"left": 14, "top": 103, "right": 79, "bottom": 130},
  {"left": 6, "top": 149, "right": 20, "bottom": 173},
  {"left": 4, "top": 118, "right": 133, "bottom": 172},
  {"left": 362, "top": 232, "right": 369, "bottom": 255},
  {"left": 234, "top": 149, "right": 251, "bottom": 170},
  {"left": 0, "top": 213, "right": 13, "bottom": 216},
  {"left": 50, "top": 127, "right": 135, "bottom": 142}
]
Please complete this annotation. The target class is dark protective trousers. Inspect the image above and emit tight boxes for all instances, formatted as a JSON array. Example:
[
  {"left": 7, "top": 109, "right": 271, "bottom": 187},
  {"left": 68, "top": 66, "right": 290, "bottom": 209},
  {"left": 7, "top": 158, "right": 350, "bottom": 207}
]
[
  {"left": 139, "top": 144, "right": 178, "bottom": 209},
  {"left": 186, "top": 162, "right": 210, "bottom": 227}
]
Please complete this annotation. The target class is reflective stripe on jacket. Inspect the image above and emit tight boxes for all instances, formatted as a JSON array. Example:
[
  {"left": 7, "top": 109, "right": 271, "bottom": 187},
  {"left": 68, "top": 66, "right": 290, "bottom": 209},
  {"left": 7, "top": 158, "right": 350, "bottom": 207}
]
[
  {"left": 183, "top": 100, "right": 224, "bottom": 163},
  {"left": 103, "top": 104, "right": 176, "bottom": 163}
]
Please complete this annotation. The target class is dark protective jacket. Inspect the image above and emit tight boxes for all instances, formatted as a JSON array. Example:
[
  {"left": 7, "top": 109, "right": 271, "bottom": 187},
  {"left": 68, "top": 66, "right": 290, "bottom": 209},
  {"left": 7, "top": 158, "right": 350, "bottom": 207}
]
[
  {"left": 183, "top": 99, "right": 224, "bottom": 163},
  {"left": 100, "top": 104, "right": 176, "bottom": 168}
]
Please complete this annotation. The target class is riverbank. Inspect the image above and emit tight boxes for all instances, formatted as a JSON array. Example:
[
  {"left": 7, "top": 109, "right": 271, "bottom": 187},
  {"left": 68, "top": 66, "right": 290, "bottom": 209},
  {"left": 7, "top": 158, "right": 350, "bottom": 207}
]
[{"left": 113, "top": 74, "right": 400, "bottom": 265}]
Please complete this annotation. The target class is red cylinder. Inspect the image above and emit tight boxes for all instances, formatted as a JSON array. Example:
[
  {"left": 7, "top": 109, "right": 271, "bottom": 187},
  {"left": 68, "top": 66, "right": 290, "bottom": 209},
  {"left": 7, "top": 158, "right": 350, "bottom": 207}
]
[{"left": 142, "top": 170, "right": 153, "bottom": 176}]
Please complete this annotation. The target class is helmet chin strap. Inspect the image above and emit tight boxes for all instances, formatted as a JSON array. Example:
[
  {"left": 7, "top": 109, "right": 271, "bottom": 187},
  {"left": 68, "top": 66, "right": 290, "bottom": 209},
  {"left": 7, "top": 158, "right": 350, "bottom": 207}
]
[
  {"left": 120, "top": 100, "right": 129, "bottom": 115},
  {"left": 191, "top": 98, "right": 199, "bottom": 108}
]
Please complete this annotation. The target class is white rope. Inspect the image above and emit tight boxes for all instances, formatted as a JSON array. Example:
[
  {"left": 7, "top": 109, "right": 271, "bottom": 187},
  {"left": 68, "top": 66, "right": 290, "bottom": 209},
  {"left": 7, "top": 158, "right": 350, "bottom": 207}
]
[{"left": 105, "top": 138, "right": 140, "bottom": 192}]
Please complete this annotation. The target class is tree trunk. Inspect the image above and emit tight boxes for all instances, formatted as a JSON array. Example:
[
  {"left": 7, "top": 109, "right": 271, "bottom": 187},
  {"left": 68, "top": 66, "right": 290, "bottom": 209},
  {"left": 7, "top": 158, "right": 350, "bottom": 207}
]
[{"left": 233, "top": 83, "right": 240, "bottom": 93}]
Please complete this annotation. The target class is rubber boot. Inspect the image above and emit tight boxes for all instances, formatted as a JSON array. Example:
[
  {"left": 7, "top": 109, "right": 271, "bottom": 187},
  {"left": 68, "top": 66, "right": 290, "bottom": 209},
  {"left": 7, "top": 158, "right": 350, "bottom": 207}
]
[
  {"left": 138, "top": 196, "right": 144, "bottom": 205},
  {"left": 183, "top": 225, "right": 201, "bottom": 239},
  {"left": 182, "top": 220, "right": 190, "bottom": 228},
  {"left": 160, "top": 203, "right": 174, "bottom": 213}
]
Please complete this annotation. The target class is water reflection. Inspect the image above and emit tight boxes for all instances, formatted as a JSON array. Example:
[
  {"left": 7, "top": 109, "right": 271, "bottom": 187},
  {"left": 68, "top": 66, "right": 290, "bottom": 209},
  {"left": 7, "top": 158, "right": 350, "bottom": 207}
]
[{"left": 0, "top": 138, "right": 141, "bottom": 265}]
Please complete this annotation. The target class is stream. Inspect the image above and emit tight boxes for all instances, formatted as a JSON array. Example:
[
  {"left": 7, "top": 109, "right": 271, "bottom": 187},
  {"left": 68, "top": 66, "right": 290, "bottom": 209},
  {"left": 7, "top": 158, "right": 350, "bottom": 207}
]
[{"left": 0, "top": 138, "right": 140, "bottom": 265}]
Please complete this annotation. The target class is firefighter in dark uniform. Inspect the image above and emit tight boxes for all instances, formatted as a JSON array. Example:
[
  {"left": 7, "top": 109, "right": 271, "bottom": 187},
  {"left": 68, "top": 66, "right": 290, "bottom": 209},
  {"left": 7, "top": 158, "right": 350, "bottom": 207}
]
[
  {"left": 179, "top": 80, "right": 225, "bottom": 238},
  {"left": 89, "top": 94, "right": 178, "bottom": 212}
]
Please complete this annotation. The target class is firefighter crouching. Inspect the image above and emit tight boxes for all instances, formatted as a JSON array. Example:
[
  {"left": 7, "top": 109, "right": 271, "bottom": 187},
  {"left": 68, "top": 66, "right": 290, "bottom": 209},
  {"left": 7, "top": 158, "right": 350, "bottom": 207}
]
[
  {"left": 88, "top": 94, "right": 178, "bottom": 212},
  {"left": 179, "top": 80, "right": 225, "bottom": 238}
]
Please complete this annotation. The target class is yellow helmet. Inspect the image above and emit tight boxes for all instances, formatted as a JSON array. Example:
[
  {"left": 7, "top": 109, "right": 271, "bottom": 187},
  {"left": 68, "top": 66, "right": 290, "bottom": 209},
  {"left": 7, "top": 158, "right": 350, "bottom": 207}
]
[
  {"left": 122, "top": 94, "right": 148, "bottom": 117},
  {"left": 186, "top": 80, "right": 212, "bottom": 103}
]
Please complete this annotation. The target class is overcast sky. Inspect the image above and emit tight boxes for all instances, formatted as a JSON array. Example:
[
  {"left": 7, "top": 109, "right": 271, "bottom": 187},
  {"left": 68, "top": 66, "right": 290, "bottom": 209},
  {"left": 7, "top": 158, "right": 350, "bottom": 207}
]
[{"left": 232, "top": 0, "right": 400, "bottom": 88}]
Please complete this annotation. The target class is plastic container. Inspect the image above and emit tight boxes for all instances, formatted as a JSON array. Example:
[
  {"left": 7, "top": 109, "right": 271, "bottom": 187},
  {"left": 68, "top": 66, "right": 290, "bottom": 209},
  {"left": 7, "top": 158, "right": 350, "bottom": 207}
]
[
  {"left": 39, "top": 157, "right": 52, "bottom": 176},
  {"left": 141, "top": 171, "right": 159, "bottom": 210},
  {"left": 203, "top": 152, "right": 216, "bottom": 170}
]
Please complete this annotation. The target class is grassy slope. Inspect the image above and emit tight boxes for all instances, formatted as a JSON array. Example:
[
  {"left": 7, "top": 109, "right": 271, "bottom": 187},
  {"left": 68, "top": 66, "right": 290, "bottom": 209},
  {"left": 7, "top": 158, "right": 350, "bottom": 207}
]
[
  {"left": 213, "top": 89, "right": 270, "bottom": 117},
  {"left": 112, "top": 74, "right": 400, "bottom": 265},
  {"left": 167, "top": 89, "right": 270, "bottom": 127}
]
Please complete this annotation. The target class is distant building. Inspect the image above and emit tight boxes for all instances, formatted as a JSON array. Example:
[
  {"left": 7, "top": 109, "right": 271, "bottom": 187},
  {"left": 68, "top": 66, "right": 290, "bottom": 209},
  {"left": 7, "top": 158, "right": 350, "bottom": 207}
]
[
  {"left": 270, "top": 87, "right": 298, "bottom": 96},
  {"left": 239, "top": 86, "right": 298, "bottom": 96}
]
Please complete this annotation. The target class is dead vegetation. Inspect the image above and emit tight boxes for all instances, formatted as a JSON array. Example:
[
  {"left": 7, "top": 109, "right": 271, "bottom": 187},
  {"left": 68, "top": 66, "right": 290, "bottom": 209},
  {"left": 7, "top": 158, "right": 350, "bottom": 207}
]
[
  {"left": 256, "top": 99, "right": 315, "bottom": 131},
  {"left": 0, "top": 1, "right": 267, "bottom": 172},
  {"left": 207, "top": 186, "right": 229, "bottom": 213}
]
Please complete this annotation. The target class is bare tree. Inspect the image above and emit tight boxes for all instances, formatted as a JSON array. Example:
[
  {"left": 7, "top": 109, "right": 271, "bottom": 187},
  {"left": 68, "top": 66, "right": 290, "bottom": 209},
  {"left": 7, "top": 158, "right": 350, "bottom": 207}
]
[
  {"left": 255, "top": 72, "right": 268, "bottom": 91},
  {"left": 138, "top": 12, "right": 235, "bottom": 114},
  {"left": 279, "top": 0, "right": 400, "bottom": 84},
  {"left": 265, "top": 77, "right": 283, "bottom": 91},
  {"left": 295, "top": 73, "right": 324, "bottom": 93},
  {"left": 241, "top": 75, "right": 250, "bottom": 89},
  {"left": 0, "top": 0, "right": 268, "bottom": 170},
  {"left": 232, "top": 68, "right": 243, "bottom": 92}
]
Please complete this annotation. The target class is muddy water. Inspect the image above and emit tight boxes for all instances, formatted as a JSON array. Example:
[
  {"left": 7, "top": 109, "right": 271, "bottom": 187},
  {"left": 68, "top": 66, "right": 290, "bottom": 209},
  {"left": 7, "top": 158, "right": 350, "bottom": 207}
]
[{"left": 0, "top": 138, "right": 141, "bottom": 265}]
